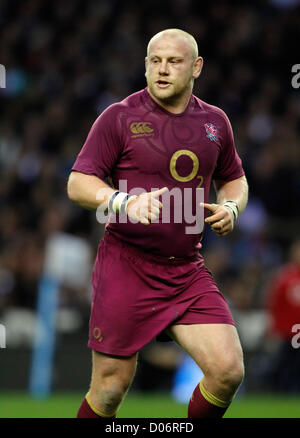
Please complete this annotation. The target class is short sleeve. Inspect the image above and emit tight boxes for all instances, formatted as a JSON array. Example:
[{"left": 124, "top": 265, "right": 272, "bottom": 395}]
[
  {"left": 71, "top": 104, "right": 123, "bottom": 180},
  {"left": 212, "top": 111, "right": 244, "bottom": 181}
]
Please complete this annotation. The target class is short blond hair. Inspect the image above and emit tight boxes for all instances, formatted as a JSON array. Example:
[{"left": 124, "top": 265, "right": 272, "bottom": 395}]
[{"left": 147, "top": 28, "right": 199, "bottom": 60}]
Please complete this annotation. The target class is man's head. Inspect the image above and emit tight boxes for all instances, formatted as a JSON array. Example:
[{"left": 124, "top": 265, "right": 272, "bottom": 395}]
[{"left": 145, "top": 29, "right": 203, "bottom": 108}]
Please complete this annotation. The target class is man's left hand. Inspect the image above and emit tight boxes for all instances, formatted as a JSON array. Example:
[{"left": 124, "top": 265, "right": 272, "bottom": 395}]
[{"left": 201, "top": 202, "right": 235, "bottom": 237}]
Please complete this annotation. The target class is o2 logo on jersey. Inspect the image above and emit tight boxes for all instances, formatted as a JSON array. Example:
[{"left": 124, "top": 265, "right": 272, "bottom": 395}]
[
  {"left": 169, "top": 149, "right": 203, "bottom": 187},
  {"left": 168, "top": 149, "right": 204, "bottom": 235}
]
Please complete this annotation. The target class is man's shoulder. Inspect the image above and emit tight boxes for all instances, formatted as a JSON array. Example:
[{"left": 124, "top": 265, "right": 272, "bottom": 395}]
[
  {"left": 91, "top": 90, "right": 145, "bottom": 135},
  {"left": 121, "top": 89, "right": 146, "bottom": 108},
  {"left": 193, "top": 95, "right": 230, "bottom": 123},
  {"left": 99, "top": 89, "right": 145, "bottom": 119}
]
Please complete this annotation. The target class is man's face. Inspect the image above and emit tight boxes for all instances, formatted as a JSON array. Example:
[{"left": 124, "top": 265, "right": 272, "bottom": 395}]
[{"left": 145, "top": 35, "right": 202, "bottom": 104}]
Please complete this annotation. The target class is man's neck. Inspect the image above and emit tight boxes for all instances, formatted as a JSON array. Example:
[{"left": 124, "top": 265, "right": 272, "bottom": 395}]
[{"left": 147, "top": 87, "right": 192, "bottom": 114}]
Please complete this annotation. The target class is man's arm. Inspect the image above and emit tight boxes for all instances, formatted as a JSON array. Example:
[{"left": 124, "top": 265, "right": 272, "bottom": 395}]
[
  {"left": 201, "top": 175, "right": 248, "bottom": 237},
  {"left": 214, "top": 175, "right": 248, "bottom": 215},
  {"left": 67, "top": 171, "right": 168, "bottom": 225},
  {"left": 67, "top": 171, "right": 116, "bottom": 211}
]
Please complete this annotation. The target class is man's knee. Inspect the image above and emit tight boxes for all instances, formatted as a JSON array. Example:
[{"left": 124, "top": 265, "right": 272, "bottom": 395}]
[
  {"left": 211, "top": 356, "right": 244, "bottom": 392},
  {"left": 89, "top": 352, "right": 137, "bottom": 414},
  {"left": 223, "top": 358, "right": 244, "bottom": 389},
  {"left": 93, "top": 376, "right": 130, "bottom": 411}
]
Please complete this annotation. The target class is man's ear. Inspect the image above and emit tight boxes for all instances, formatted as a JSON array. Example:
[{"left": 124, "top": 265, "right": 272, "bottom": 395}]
[{"left": 193, "top": 57, "right": 204, "bottom": 79}]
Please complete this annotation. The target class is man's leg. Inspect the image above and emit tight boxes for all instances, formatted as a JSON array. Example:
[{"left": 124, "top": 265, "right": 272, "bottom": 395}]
[
  {"left": 77, "top": 350, "right": 138, "bottom": 418},
  {"left": 167, "top": 323, "right": 244, "bottom": 418}
]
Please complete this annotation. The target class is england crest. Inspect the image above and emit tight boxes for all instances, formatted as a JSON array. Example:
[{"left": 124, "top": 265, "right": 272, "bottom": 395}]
[{"left": 204, "top": 123, "right": 218, "bottom": 142}]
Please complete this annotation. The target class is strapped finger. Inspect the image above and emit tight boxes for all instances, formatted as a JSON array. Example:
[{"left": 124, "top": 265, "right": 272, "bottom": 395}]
[
  {"left": 211, "top": 219, "right": 228, "bottom": 231},
  {"left": 149, "top": 207, "right": 160, "bottom": 217},
  {"left": 152, "top": 198, "right": 162, "bottom": 208},
  {"left": 217, "top": 218, "right": 228, "bottom": 229},
  {"left": 140, "top": 217, "right": 150, "bottom": 225},
  {"left": 150, "top": 200, "right": 161, "bottom": 214},
  {"left": 148, "top": 212, "right": 159, "bottom": 222}
]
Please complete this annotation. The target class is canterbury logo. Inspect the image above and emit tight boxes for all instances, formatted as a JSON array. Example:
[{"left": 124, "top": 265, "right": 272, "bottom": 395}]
[{"left": 130, "top": 122, "right": 154, "bottom": 135}]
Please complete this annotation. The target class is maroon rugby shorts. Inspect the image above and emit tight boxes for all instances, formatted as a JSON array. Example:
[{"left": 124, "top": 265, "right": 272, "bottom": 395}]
[{"left": 88, "top": 231, "right": 235, "bottom": 356}]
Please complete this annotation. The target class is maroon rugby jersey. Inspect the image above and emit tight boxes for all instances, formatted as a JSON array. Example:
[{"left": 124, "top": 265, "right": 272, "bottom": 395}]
[{"left": 72, "top": 88, "right": 244, "bottom": 257}]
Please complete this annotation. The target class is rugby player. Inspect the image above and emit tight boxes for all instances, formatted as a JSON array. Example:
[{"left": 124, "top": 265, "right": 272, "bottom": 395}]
[{"left": 67, "top": 28, "right": 248, "bottom": 418}]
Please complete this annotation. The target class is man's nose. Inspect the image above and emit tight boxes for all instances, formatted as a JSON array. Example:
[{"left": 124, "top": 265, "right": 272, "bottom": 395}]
[{"left": 159, "top": 60, "right": 169, "bottom": 75}]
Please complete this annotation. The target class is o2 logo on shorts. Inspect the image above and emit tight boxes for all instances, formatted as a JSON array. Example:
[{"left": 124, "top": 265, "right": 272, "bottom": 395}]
[
  {"left": 93, "top": 327, "right": 103, "bottom": 342},
  {"left": 291, "top": 324, "right": 300, "bottom": 349}
]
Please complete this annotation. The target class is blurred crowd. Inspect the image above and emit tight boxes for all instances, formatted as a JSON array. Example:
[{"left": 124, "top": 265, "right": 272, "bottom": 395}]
[{"left": 0, "top": 0, "right": 300, "bottom": 392}]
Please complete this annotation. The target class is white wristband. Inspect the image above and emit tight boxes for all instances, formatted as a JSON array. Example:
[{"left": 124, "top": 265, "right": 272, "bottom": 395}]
[
  {"left": 112, "top": 192, "right": 129, "bottom": 213},
  {"left": 108, "top": 191, "right": 137, "bottom": 214},
  {"left": 223, "top": 201, "right": 239, "bottom": 221}
]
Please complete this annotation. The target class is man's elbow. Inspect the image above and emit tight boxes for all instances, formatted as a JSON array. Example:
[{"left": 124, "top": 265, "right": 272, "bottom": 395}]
[{"left": 67, "top": 172, "right": 79, "bottom": 203}]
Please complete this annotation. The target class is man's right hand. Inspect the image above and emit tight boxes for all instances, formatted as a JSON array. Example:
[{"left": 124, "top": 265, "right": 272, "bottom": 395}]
[{"left": 126, "top": 187, "right": 168, "bottom": 225}]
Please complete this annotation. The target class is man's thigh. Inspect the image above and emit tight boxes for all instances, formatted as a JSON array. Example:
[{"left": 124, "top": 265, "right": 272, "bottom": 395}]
[
  {"left": 166, "top": 323, "right": 243, "bottom": 375},
  {"left": 90, "top": 350, "right": 138, "bottom": 388}
]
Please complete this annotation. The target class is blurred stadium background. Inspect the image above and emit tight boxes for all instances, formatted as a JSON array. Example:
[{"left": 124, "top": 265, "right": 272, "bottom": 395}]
[{"left": 1, "top": 0, "right": 300, "bottom": 418}]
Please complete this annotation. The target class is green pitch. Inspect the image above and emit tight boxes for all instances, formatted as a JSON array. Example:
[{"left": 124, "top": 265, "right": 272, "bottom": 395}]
[{"left": 0, "top": 391, "right": 299, "bottom": 418}]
